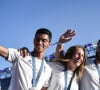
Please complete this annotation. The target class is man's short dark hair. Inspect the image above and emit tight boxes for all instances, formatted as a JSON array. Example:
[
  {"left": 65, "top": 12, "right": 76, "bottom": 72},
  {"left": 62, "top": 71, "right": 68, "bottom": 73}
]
[
  {"left": 35, "top": 28, "right": 52, "bottom": 42},
  {"left": 97, "top": 39, "right": 100, "bottom": 45}
]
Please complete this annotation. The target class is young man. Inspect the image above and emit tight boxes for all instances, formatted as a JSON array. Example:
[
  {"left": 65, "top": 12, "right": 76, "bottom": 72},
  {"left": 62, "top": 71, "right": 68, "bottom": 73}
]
[
  {"left": 0, "top": 28, "right": 52, "bottom": 90},
  {"left": 80, "top": 40, "right": 100, "bottom": 90}
]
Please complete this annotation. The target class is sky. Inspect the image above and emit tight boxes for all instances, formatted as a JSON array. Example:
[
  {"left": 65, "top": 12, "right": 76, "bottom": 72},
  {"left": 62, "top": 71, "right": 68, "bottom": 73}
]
[{"left": 0, "top": 0, "right": 100, "bottom": 70}]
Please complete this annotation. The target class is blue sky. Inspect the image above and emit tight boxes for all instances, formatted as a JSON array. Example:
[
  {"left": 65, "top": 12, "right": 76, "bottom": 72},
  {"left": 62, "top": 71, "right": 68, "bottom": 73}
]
[{"left": 0, "top": 0, "right": 100, "bottom": 70}]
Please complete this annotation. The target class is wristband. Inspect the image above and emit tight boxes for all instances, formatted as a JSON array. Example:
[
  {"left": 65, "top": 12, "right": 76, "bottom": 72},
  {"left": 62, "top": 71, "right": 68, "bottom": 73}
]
[{"left": 57, "top": 42, "right": 64, "bottom": 45}]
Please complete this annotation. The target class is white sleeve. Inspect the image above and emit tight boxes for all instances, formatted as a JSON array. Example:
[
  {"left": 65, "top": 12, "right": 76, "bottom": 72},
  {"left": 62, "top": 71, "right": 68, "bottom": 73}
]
[
  {"left": 80, "top": 68, "right": 90, "bottom": 90},
  {"left": 7, "top": 48, "right": 20, "bottom": 62}
]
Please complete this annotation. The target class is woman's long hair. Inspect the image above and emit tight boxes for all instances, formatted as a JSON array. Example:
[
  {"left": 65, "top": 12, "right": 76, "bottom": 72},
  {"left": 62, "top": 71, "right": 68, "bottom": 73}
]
[{"left": 63, "top": 45, "right": 87, "bottom": 79}]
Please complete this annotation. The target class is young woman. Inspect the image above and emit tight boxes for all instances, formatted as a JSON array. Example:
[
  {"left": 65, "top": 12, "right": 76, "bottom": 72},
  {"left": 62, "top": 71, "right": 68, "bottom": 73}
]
[{"left": 48, "top": 29, "right": 87, "bottom": 90}]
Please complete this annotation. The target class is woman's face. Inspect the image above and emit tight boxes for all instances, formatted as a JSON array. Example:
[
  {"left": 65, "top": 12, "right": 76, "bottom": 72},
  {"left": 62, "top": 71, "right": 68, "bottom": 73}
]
[{"left": 71, "top": 48, "right": 84, "bottom": 67}]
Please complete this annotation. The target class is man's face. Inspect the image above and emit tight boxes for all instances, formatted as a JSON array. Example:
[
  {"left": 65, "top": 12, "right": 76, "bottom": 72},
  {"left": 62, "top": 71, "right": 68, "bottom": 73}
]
[{"left": 34, "top": 33, "right": 51, "bottom": 53}]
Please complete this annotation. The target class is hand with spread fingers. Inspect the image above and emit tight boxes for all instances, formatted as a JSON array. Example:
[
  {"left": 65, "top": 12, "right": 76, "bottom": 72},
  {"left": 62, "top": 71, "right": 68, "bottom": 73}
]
[
  {"left": 55, "top": 29, "right": 76, "bottom": 61},
  {"left": 59, "top": 29, "right": 76, "bottom": 44}
]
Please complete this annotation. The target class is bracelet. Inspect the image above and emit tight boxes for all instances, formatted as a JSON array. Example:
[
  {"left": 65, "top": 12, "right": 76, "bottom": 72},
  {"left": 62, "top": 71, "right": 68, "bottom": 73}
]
[{"left": 57, "top": 42, "right": 64, "bottom": 45}]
